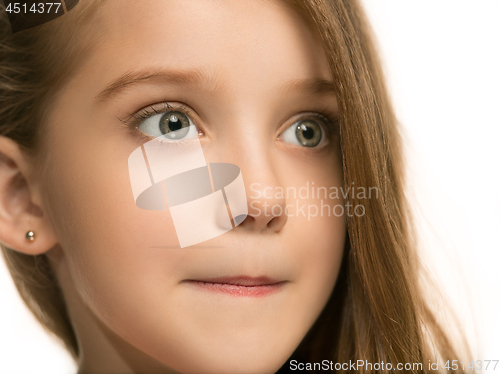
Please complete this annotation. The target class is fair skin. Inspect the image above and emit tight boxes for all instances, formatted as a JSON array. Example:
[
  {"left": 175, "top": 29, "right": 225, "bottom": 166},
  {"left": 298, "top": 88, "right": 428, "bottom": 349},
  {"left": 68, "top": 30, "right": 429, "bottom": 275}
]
[{"left": 0, "top": 1, "right": 346, "bottom": 373}]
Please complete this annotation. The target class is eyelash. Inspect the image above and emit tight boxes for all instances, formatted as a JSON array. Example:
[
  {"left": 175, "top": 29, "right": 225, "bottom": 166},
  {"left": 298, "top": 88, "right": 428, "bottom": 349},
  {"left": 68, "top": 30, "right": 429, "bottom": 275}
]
[
  {"left": 118, "top": 101, "right": 340, "bottom": 141},
  {"left": 300, "top": 109, "right": 340, "bottom": 138},
  {"left": 118, "top": 101, "right": 195, "bottom": 141}
]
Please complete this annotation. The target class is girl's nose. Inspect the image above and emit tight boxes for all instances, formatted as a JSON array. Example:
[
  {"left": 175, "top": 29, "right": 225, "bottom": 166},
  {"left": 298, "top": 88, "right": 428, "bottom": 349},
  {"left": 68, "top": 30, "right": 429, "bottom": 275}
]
[
  {"left": 201, "top": 111, "right": 289, "bottom": 234},
  {"left": 232, "top": 148, "right": 288, "bottom": 233},
  {"left": 238, "top": 177, "right": 288, "bottom": 233}
]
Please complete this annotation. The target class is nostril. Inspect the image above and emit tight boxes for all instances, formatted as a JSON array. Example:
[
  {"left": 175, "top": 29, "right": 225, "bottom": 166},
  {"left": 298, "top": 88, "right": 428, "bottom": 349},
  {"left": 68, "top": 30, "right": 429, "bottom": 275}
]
[
  {"left": 234, "top": 214, "right": 247, "bottom": 226},
  {"left": 267, "top": 213, "right": 287, "bottom": 232}
]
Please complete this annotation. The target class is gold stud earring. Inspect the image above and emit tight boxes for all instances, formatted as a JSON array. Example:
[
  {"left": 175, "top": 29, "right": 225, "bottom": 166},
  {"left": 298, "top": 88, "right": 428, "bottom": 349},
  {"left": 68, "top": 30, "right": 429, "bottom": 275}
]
[{"left": 25, "top": 231, "right": 35, "bottom": 241}]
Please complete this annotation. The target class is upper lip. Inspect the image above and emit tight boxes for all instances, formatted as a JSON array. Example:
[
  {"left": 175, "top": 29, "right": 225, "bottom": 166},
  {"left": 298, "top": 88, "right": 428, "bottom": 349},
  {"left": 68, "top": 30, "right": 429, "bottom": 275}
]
[{"left": 184, "top": 276, "right": 285, "bottom": 286}]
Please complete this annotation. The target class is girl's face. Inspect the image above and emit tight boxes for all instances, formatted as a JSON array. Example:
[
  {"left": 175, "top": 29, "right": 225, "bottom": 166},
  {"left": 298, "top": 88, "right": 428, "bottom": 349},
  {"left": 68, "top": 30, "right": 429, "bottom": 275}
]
[{"left": 40, "top": 0, "right": 345, "bottom": 372}]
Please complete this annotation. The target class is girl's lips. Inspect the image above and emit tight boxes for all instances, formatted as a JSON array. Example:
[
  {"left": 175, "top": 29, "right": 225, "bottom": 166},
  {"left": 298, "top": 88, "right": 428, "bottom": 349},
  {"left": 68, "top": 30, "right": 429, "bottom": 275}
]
[{"left": 183, "top": 276, "right": 287, "bottom": 297}]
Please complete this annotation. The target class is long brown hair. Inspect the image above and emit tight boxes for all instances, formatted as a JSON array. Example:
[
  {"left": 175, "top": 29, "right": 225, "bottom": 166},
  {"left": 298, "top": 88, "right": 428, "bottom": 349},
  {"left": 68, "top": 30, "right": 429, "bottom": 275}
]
[
  {"left": 280, "top": 1, "right": 470, "bottom": 371},
  {"left": 0, "top": 0, "right": 468, "bottom": 372}
]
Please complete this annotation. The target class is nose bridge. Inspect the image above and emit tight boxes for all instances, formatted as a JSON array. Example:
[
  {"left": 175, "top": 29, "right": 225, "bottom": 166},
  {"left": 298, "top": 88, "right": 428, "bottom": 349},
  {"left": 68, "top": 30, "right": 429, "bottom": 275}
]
[
  {"left": 210, "top": 122, "right": 288, "bottom": 233},
  {"left": 197, "top": 85, "right": 290, "bottom": 230}
]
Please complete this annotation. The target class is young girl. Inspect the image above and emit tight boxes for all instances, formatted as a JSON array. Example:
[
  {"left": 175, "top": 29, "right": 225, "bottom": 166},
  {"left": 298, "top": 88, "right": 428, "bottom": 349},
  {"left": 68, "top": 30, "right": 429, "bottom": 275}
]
[{"left": 0, "top": 0, "right": 468, "bottom": 373}]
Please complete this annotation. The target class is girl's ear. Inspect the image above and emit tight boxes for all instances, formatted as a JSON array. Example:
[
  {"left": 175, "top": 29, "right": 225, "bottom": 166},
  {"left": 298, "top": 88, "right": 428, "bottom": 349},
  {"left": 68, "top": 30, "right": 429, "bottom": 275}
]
[{"left": 0, "top": 136, "right": 58, "bottom": 255}]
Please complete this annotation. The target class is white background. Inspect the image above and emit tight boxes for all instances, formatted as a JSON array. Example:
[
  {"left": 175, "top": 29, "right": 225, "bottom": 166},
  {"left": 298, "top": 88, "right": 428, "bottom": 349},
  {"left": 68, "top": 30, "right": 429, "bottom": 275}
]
[
  {"left": 1, "top": 1, "right": 499, "bottom": 372},
  {"left": 361, "top": 0, "right": 500, "bottom": 362}
]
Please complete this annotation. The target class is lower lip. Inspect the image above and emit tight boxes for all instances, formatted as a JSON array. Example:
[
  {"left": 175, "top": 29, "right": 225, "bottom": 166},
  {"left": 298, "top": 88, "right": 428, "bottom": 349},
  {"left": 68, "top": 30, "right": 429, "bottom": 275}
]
[{"left": 184, "top": 280, "right": 286, "bottom": 297}]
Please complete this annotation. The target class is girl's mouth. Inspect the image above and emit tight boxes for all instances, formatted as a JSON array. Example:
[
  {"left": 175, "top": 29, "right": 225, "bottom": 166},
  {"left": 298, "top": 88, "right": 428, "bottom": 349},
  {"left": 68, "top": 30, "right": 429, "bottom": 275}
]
[{"left": 182, "top": 276, "right": 288, "bottom": 297}]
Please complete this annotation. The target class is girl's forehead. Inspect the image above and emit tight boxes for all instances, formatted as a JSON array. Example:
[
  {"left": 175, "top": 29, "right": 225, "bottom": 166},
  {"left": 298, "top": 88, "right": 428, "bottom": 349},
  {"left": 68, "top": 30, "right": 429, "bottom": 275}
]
[{"left": 77, "top": 0, "right": 331, "bottom": 96}]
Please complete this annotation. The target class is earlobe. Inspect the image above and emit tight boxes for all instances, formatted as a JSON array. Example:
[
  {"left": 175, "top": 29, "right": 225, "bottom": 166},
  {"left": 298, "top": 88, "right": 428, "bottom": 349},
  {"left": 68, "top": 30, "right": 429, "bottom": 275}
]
[{"left": 0, "top": 136, "right": 58, "bottom": 255}]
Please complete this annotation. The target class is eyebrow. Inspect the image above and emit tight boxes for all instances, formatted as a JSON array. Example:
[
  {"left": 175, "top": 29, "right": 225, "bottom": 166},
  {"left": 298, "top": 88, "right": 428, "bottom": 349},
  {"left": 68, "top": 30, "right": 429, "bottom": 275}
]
[
  {"left": 94, "top": 68, "right": 337, "bottom": 103},
  {"left": 94, "top": 68, "right": 216, "bottom": 102},
  {"left": 279, "top": 77, "right": 337, "bottom": 96}
]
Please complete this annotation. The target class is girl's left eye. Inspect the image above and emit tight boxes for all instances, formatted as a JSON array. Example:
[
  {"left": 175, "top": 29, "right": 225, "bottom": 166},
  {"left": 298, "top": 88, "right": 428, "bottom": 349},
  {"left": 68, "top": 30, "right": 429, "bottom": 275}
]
[
  {"left": 138, "top": 110, "right": 198, "bottom": 140},
  {"left": 279, "top": 117, "right": 329, "bottom": 148}
]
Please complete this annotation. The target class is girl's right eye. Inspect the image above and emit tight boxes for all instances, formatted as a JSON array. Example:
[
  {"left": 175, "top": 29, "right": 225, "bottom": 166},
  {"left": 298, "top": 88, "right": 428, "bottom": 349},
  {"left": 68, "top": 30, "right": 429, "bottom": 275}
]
[{"left": 138, "top": 110, "right": 198, "bottom": 140}]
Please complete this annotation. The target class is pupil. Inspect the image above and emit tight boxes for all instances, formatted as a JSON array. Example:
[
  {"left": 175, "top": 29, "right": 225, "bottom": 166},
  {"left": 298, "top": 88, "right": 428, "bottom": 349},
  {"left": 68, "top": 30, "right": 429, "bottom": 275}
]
[
  {"left": 301, "top": 124, "right": 314, "bottom": 139},
  {"left": 168, "top": 115, "right": 182, "bottom": 132}
]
